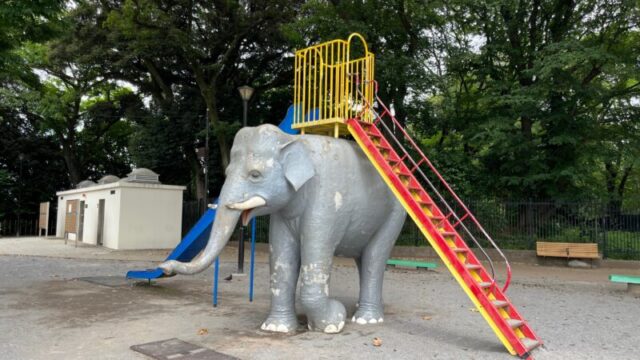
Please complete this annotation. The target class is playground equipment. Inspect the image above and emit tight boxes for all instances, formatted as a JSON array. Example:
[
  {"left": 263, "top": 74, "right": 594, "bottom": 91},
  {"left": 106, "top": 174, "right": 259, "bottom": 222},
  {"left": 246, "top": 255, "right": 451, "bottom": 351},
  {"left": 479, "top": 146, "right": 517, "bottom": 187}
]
[
  {"left": 293, "top": 33, "right": 541, "bottom": 358},
  {"left": 609, "top": 274, "right": 640, "bottom": 294},
  {"left": 142, "top": 34, "right": 540, "bottom": 358},
  {"left": 292, "top": 33, "right": 375, "bottom": 136},
  {"left": 126, "top": 105, "right": 300, "bottom": 304},
  {"left": 159, "top": 122, "right": 406, "bottom": 333}
]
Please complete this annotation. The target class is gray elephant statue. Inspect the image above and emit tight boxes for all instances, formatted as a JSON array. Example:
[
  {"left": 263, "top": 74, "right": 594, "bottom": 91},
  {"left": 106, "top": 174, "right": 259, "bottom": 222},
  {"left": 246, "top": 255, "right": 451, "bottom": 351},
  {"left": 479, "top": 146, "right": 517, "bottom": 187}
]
[{"left": 160, "top": 124, "right": 406, "bottom": 334}]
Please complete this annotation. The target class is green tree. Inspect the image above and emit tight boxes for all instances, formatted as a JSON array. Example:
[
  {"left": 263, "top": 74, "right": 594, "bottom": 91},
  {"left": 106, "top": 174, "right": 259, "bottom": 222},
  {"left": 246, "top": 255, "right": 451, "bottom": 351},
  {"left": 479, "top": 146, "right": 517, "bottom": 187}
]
[
  {"left": 104, "top": 0, "right": 299, "bottom": 166},
  {"left": 0, "top": 0, "right": 63, "bottom": 84},
  {"left": 426, "top": 0, "right": 640, "bottom": 201},
  {"left": 47, "top": 0, "right": 300, "bottom": 199}
]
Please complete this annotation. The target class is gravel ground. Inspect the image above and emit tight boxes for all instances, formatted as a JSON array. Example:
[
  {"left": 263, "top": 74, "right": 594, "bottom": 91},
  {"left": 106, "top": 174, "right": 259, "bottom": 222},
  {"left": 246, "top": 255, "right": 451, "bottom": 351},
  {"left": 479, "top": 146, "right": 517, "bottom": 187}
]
[{"left": 0, "top": 253, "right": 639, "bottom": 360}]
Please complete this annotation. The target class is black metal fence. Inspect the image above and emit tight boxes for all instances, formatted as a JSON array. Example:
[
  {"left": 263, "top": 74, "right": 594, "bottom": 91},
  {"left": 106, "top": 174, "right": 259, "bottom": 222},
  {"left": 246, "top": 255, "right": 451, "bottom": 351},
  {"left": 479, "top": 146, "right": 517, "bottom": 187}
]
[
  {"left": 459, "top": 200, "right": 640, "bottom": 260},
  {"left": 182, "top": 198, "right": 640, "bottom": 261},
  {"left": 0, "top": 203, "right": 57, "bottom": 237},
  {"left": 3, "top": 199, "right": 638, "bottom": 260},
  {"left": 0, "top": 215, "right": 40, "bottom": 237}
]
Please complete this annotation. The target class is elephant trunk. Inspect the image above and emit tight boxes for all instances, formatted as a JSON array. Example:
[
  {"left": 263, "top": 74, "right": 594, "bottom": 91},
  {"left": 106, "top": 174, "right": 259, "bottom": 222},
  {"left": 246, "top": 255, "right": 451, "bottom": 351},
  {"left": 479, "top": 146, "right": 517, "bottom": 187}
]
[
  {"left": 159, "top": 206, "right": 241, "bottom": 275},
  {"left": 158, "top": 195, "right": 266, "bottom": 276}
]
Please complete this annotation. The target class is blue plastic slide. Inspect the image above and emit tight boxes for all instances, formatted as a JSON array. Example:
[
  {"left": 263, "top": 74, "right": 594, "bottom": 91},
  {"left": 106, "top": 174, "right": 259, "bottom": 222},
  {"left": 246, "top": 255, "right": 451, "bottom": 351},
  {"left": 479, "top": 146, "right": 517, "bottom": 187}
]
[
  {"left": 126, "top": 207, "right": 217, "bottom": 279},
  {"left": 126, "top": 105, "right": 302, "bottom": 281}
]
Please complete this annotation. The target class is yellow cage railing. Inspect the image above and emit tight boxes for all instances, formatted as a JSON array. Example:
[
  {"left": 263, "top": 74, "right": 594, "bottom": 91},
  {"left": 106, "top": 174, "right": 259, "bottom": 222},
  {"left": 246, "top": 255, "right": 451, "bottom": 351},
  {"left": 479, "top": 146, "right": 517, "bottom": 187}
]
[{"left": 293, "top": 33, "right": 375, "bottom": 137}]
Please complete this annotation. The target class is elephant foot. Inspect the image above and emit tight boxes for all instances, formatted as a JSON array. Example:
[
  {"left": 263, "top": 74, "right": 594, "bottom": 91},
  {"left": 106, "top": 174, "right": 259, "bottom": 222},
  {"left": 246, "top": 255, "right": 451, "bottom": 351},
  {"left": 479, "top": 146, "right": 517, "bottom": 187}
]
[
  {"left": 306, "top": 299, "right": 346, "bottom": 334},
  {"left": 260, "top": 313, "right": 298, "bottom": 333},
  {"left": 351, "top": 304, "right": 384, "bottom": 325}
]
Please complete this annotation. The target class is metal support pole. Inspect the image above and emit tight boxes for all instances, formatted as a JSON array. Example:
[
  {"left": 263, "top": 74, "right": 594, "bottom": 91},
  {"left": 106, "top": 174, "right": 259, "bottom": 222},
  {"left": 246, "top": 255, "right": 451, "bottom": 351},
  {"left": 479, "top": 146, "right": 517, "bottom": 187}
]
[
  {"left": 236, "top": 99, "right": 249, "bottom": 273},
  {"left": 213, "top": 257, "right": 219, "bottom": 307},
  {"left": 238, "top": 227, "right": 245, "bottom": 273},
  {"left": 17, "top": 155, "right": 23, "bottom": 237},
  {"left": 249, "top": 217, "right": 256, "bottom": 302},
  {"left": 242, "top": 99, "right": 248, "bottom": 127}
]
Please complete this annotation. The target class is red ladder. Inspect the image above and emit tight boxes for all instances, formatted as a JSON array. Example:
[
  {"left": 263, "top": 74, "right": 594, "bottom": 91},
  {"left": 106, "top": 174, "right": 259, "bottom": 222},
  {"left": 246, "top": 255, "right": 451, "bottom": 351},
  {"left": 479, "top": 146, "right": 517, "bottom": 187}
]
[{"left": 346, "top": 95, "right": 541, "bottom": 359}]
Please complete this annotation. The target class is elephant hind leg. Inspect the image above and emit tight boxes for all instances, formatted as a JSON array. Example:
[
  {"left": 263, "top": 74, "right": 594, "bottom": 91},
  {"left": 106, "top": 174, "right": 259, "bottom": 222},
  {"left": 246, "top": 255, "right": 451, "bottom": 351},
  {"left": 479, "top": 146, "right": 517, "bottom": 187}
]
[{"left": 353, "top": 205, "right": 406, "bottom": 325}]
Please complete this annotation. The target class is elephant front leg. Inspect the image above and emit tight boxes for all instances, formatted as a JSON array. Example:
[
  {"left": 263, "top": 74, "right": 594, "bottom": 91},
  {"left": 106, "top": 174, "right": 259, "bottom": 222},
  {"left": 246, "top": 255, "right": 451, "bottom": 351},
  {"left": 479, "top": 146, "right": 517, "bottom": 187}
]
[
  {"left": 299, "top": 237, "right": 346, "bottom": 333},
  {"left": 261, "top": 215, "right": 300, "bottom": 333}
]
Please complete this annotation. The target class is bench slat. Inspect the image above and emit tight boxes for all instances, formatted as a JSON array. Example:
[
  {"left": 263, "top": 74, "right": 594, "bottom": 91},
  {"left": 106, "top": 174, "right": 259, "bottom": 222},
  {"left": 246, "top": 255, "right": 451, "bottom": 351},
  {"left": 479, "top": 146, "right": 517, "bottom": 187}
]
[
  {"left": 609, "top": 274, "right": 640, "bottom": 284},
  {"left": 536, "top": 242, "right": 600, "bottom": 259},
  {"left": 386, "top": 259, "right": 437, "bottom": 269}
]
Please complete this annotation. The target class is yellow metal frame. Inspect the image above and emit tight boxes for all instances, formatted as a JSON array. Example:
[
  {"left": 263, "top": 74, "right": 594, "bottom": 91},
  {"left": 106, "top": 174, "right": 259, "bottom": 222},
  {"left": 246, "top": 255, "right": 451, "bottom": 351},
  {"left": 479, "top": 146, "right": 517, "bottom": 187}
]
[{"left": 293, "top": 33, "right": 375, "bottom": 137}]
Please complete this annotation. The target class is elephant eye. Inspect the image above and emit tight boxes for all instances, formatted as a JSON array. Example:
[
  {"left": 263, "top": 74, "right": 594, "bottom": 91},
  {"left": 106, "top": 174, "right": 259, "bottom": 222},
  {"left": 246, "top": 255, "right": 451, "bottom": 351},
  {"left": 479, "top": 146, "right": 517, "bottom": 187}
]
[{"left": 248, "top": 170, "right": 262, "bottom": 180}]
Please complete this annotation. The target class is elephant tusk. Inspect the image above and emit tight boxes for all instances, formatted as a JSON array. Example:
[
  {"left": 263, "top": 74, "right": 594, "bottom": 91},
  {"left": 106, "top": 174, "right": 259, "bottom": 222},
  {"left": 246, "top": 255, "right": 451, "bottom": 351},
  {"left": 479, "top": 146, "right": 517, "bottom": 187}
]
[{"left": 226, "top": 196, "right": 266, "bottom": 210}]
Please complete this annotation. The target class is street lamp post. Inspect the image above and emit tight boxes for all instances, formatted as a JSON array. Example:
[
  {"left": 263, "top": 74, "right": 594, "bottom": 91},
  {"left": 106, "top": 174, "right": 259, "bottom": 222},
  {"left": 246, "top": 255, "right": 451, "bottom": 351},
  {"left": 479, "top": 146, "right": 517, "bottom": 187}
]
[{"left": 236, "top": 85, "right": 254, "bottom": 274}]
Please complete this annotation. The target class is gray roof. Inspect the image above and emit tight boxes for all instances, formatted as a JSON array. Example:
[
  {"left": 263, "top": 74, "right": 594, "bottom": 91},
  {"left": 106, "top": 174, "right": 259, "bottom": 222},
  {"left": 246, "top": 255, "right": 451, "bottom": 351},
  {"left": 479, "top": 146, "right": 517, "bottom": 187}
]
[
  {"left": 98, "top": 175, "right": 120, "bottom": 184},
  {"left": 76, "top": 180, "right": 96, "bottom": 189}
]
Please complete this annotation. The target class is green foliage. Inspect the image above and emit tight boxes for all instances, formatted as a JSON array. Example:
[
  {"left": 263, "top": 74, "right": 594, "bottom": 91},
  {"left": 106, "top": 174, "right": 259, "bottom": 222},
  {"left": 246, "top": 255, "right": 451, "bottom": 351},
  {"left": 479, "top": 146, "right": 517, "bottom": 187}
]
[
  {"left": 1, "top": 0, "right": 639, "bottom": 218},
  {"left": 0, "top": 0, "right": 63, "bottom": 85}
]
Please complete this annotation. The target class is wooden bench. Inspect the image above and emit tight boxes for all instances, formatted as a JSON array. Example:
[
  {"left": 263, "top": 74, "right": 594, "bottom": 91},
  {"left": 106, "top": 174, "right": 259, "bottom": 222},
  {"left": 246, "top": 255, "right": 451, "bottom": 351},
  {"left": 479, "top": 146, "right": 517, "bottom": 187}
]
[
  {"left": 536, "top": 242, "right": 600, "bottom": 259},
  {"left": 386, "top": 258, "right": 437, "bottom": 270},
  {"left": 609, "top": 274, "right": 640, "bottom": 294}
]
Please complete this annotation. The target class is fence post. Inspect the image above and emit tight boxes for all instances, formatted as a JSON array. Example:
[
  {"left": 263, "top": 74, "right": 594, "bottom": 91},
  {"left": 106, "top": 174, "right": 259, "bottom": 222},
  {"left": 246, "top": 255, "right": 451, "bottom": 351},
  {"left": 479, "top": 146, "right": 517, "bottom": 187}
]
[
  {"left": 527, "top": 199, "right": 534, "bottom": 249},
  {"left": 602, "top": 209, "right": 608, "bottom": 259}
]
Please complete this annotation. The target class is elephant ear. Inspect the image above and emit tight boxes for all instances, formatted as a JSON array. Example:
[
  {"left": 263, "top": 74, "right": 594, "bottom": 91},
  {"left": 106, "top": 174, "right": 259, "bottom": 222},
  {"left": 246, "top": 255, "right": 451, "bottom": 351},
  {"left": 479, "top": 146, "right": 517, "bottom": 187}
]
[{"left": 280, "top": 139, "right": 315, "bottom": 191}]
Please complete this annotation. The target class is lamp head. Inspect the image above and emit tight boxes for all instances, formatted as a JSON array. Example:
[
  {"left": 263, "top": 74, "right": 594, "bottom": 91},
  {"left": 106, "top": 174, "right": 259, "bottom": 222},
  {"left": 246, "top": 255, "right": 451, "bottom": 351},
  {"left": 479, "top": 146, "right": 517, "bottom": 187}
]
[{"left": 237, "top": 85, "right": 254, "bottom": 101}]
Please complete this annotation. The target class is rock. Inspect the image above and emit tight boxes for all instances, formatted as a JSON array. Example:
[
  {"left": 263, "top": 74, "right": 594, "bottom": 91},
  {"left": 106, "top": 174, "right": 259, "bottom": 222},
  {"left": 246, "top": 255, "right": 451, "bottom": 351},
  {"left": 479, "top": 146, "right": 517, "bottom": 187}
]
[
  {"left": 372, "top": 337, "right": 382, "bottom": 347},
  {"left": 568, "top": 260, "right": 590, "bottom": 268}
]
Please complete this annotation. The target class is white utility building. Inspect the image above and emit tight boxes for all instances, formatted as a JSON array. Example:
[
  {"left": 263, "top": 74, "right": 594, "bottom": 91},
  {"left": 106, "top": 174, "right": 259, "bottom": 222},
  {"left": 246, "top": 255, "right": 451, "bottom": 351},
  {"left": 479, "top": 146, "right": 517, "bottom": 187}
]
[{"left": 55, "top": 168, "right": 185, "bottom": 250}]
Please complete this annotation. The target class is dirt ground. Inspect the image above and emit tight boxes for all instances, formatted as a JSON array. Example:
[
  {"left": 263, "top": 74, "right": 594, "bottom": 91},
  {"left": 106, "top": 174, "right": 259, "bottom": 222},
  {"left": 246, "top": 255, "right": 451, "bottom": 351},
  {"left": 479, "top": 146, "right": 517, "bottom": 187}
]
[{"left": 1, "top": 237, "right": 639, "bottom": 360}]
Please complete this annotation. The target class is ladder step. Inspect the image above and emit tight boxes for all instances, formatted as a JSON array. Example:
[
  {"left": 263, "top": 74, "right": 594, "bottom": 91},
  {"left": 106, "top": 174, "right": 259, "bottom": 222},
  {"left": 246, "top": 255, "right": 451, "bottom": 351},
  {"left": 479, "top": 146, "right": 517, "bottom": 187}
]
[
  {"left": 465, "top": 263, "right": 481, "bottom": 271},
  {"left": 478, "top": 281, "right": 492, "bottom": 288},
  {"left": 394, "top": 169, "right": 412, "bottom": 177},
  {"left": 452, "top": 248, "right": 468, "bottom": 253},
  {"left": 521, "top": 337, "right": 540, "bottom": 351},
  {"left": 429, "top": 215, "right": 444, "bottom": 226},
  {"left": 441, "top": 231, "right": 457, "bottom": 236},
  {"left": 506, "top": 319, "right": 523, "bottom": 329},
  {"left": 492, "top": 300, "right": 509, "bottom": 309}
]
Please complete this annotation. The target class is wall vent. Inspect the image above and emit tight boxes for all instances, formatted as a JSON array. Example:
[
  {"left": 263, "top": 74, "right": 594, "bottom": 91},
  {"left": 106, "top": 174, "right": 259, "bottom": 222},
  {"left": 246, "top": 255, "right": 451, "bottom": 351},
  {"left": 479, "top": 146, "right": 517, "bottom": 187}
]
[{"left": 125, "top": 168, "right": 161, "bottom": 184}]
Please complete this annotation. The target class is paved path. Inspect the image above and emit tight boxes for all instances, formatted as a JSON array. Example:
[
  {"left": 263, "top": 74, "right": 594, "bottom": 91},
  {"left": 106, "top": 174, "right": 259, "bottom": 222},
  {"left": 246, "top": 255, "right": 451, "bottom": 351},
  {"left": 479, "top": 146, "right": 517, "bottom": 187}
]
[
  {"left": 0, "top": 249, "right": 639, "bottom": 359},
  {"left": 0, "top": 238, "right": 640, "bottom": 359}
]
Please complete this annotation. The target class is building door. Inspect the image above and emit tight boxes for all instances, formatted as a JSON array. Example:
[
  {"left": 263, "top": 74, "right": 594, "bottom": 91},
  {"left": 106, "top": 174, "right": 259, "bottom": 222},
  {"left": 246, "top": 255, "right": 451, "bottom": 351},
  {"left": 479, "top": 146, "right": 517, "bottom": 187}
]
[
  {"left": 64, "top": 200, "right": 79, "bottom": 238},
  {"left": 97, "top": 199, "right": 105, "bottom": 246},
  {"left": 77, "top": 201, "right": 85, "bottom": 242}
]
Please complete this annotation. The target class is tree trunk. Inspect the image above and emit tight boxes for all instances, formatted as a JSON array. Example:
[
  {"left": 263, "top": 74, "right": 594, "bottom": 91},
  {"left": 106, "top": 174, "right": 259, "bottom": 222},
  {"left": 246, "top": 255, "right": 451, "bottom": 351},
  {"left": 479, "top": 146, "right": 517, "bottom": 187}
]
[
  {"left": 61, "top": 143, "right": 82, "bottom": 186},
  {"left": 203, "top": 95, "right": 230, "bottom": 171},
  {"left": 186, "top": 148, "right": 206, "bottom": 201},
  {"left": 604, "top": 161, "right": 631, "bottom": 229}
]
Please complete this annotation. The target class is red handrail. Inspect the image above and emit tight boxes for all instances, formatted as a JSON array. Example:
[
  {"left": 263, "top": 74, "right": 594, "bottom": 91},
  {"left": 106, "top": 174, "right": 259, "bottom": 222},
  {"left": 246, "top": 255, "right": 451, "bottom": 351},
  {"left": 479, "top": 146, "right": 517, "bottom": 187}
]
[{"left": 358, "top": 79, "right": 512, "bottom": 292}]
